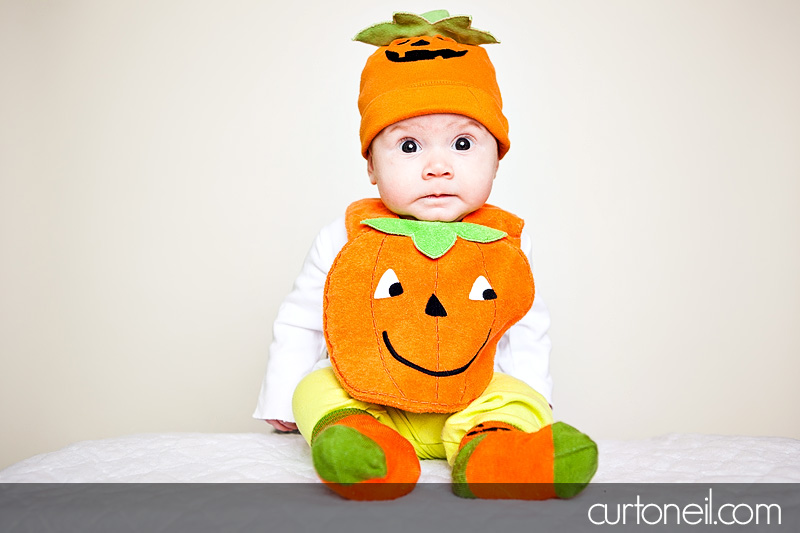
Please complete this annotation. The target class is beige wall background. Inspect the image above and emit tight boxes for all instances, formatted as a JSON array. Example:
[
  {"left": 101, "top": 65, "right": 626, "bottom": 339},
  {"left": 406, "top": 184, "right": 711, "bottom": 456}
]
[{"left": 1, "top": 0, "right": 798, "bottom": 469}]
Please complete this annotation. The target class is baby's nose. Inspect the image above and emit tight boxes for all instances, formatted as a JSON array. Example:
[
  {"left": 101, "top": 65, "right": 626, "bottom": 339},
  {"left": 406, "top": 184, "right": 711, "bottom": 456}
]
[{"left": 423, "top": 152, "right": 453, "bottom": 179}]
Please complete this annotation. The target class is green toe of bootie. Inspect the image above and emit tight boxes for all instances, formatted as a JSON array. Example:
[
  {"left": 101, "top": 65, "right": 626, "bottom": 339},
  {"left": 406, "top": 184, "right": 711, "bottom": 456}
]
[
  {"left": 311, "top": 425, "right": 387, "bottom": 485},
  {"left": 552, "top": 421, "right": 598, "bottom": 499}
]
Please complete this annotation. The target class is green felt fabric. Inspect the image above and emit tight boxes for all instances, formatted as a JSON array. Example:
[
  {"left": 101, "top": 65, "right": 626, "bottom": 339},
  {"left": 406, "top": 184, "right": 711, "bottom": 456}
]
[
  {"left": 420, "top": 9, "right": 449, "bottom": 23},
  {"left": 312, "top": 425, "right": 387, "bottom": 485},
  {"left": 450, "top": 434, "right": 485, "bottom": 498},
  {"left": 552, "top": 422, "right": 599, "bottom": 498},
  {"left": 311, "top": 408, "right": 370, "bottom": 443},
  {"left": 353, "top": 10, "right": 499, "bottom": 46},
  {"left": 361, "top": 218, "right": 507, "bottom": 259}
]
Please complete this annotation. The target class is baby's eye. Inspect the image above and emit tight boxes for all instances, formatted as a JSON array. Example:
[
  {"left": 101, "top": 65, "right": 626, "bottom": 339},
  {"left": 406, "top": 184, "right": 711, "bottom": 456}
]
[
  {"left": 453, "top": 137, "right": 471, "bottom": 151},
  {"left": 401, "top": 140, "right": 418, "bottom": 153}
]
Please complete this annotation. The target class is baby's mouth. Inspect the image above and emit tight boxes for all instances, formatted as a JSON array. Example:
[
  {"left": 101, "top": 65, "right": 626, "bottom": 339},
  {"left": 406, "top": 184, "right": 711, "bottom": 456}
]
[{"left": 421, "top": 194, "right": 455, "bottom": 199}]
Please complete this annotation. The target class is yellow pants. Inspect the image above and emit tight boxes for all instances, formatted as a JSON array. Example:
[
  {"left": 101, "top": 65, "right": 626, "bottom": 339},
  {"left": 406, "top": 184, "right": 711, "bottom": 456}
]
[{"left": 292, "top": 368, "right": 553, "bottom": 465}]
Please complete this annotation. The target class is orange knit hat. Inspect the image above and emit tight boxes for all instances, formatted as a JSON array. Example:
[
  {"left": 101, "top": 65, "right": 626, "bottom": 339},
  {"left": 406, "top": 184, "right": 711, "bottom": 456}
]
[{"left": 355, "top": 11, "right": 510, "bottom": 159}]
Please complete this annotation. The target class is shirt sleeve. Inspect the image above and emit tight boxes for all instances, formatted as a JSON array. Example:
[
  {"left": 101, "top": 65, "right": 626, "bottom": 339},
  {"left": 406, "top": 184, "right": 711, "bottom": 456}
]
[
  {"left": 493, "top": 229, "right": 554, "bottom": 405},
  {"left": 252, "top": 217, "right": 348, "bottom": 422}
]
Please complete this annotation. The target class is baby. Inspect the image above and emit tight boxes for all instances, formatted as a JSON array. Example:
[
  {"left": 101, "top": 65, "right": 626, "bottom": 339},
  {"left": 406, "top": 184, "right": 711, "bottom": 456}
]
[{"left": 253, "top": 10, "right": 596, "bottom": 500}]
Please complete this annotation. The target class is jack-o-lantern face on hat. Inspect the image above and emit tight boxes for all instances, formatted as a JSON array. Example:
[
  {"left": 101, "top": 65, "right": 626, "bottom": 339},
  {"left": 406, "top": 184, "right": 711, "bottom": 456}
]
[
  {"left": 385, "top": 35, "right": 468, "bottom": 63},
  {"left": 355, "top": 10, "right": 511, "bottom": 159},
  {"left": 324, "top": 200, "right": 534, "bottom": 413}
]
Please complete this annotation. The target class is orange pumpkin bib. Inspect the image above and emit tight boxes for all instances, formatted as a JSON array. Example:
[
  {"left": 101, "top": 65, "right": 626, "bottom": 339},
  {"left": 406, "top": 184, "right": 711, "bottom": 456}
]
[{"left": 323, "top": 199, "right": 535, "bottom": 413}]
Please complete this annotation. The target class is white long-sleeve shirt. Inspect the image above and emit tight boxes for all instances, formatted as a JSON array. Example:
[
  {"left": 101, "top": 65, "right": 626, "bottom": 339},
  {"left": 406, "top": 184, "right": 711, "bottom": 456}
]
[{"left": 253, "top": 215, "right": 554, "bottom": 422}]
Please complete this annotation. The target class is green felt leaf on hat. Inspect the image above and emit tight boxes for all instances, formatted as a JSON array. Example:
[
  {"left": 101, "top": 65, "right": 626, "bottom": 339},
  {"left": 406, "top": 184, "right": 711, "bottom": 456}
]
[
  {"left": 420, "top": 9, "right": 449, "bottom": 23},
  {"left": 361, "top": 218, "right": 507, "bottom": 259},
  {"left": 353, "top": 10, "right": 499, "bottom": 47}
]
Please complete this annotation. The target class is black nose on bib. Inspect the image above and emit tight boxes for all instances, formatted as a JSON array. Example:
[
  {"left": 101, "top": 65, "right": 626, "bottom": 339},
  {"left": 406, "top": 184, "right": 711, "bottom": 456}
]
[{"left": 425, "top": 294, "right": 447, "bottom": 317}]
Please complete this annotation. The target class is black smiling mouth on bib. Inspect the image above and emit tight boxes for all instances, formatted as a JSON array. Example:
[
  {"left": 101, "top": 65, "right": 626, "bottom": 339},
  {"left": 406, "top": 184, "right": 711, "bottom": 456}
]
[
  {"left": 385, "top": 38, "right": 468, "bottom": 63},
  {"left": 382, "top": 330, "right": 490, "bottom": 377}
]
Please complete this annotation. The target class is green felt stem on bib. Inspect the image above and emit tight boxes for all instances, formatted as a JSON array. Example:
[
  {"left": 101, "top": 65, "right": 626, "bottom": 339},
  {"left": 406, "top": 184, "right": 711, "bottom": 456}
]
[{"left": 361, "top": 218, "right": 507, "bottom": 259}]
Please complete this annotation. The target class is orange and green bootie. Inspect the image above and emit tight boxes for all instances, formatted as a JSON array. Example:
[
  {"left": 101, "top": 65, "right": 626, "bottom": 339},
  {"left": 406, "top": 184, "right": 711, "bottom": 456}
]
[
  {"left": 452, "top": 421, "right": 598, "bottom": 500},
  {"left": 310, "top": 408, "right": 421, "bottom": 501}
]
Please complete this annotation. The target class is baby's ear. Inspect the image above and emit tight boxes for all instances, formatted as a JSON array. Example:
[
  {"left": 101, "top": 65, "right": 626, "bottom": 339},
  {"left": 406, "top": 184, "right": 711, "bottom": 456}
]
[
  {"left": 461, "top": 204, "right": 525, "bottom": 247},
  {"left": 344, "top": 199, "right": 397, "bottom": 240},
  {"left": 366, "top": 153, "right": 378, "bottom": 185}
]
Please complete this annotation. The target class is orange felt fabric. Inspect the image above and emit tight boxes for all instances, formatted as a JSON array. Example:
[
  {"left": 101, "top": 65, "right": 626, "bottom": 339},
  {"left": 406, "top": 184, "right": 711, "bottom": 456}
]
[
  {"left": 464, "top": 424, "right": 557, "bottom": 500},
  {"left": 322, "top": 414, "right": 420, "bottom": 501},
  {"left": 324, "top": 199, "right": 534, "bottom": 413},
  {"left": 358, "top": 36, "right": 510, "bottom": 159}
]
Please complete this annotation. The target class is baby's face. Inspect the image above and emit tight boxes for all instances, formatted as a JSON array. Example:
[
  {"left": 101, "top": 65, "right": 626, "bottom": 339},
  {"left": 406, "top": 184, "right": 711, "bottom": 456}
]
[{"left": 367, "top": 113, "right": 499, "bottom": 222}]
